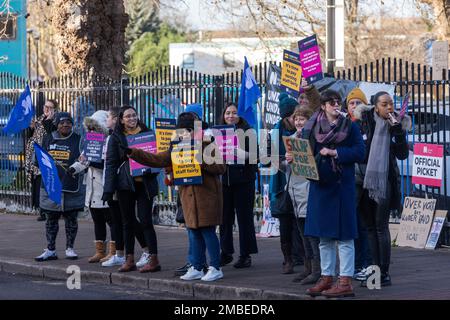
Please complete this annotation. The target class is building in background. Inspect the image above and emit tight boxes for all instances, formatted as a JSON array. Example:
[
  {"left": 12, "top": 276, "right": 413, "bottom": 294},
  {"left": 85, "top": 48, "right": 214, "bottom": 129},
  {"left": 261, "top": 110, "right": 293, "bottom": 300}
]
[
  {"left": 170, "top": 33, "right": 299, "bottom": 74},
  {"left": 0, "top": 0, "right": 27, "bottom": 77}
]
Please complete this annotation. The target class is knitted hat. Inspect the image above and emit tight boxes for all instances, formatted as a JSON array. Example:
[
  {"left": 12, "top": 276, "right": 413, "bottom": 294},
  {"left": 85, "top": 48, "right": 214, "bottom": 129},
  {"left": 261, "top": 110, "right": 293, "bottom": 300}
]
[
  {"left": 278, "top": 93, "right": 298, "bottom": 118},
  {"left": 346, "top": 88, "right": 368, "bottom": 105},
  {"left": 185, "top": 103, "right": 203, "bottom": 119},
  {"left": 176, "top": 112, "right": 208, "bottom": 130},
  {"left": 53, "top": 112, "right": 73, "bottom": 126}
]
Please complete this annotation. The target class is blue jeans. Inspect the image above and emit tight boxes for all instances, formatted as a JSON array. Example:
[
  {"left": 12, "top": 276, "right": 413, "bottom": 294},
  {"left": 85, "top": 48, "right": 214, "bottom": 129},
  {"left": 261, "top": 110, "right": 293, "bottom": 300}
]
[
  {"left": 319, "top": 238, "right": 355, "bottom": 277},
  {"left": 188, "top": 227, "right": 221, "bottom": 270}
]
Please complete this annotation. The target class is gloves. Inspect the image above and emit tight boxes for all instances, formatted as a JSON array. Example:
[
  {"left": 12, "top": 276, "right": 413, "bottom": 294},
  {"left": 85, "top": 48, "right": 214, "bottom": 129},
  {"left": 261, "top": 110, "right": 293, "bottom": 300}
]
[
  {"left": 119, "top": 143, "right": 132, "bottom": 156},
  {"left": 390, "top": 123, "right": 404, "bottom": 136},
  {"left": 101, "top": 192, "right": 113, "bottom": 205},
  {"left": 68, "top": 167, "right": 76, "bottom": 176}
]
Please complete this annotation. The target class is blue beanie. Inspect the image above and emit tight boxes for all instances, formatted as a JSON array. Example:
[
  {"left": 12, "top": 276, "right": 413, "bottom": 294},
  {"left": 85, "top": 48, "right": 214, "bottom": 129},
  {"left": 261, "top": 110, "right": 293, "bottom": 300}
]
[
  {"left": 278, "top": 93, "right": 297, "bottom": 118},
  {"left": 185, "top": 103, "right": 203, "bottom": 119}
]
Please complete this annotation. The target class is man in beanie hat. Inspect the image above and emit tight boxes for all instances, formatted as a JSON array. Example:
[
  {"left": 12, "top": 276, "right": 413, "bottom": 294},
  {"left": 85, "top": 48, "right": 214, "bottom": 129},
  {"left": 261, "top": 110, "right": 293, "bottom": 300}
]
[{"left": 346, "top": 88, "right": 368, "bottom": 121}]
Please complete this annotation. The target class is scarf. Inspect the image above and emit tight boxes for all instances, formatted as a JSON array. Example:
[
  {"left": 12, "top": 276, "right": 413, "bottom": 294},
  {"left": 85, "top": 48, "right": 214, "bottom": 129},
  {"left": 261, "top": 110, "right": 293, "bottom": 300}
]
[
  {"left": 363, "top": 111, "right": 390, "bottom": 204},
  {"left": 312, "top": 111, "right": 350, "bottom": 146}
]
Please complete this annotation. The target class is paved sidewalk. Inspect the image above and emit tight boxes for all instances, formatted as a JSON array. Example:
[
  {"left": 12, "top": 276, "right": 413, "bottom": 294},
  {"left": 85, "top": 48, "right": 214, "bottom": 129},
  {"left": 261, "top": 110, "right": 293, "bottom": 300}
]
[{"left": 1, "top": 213, "right": 450, "bottom": 300}]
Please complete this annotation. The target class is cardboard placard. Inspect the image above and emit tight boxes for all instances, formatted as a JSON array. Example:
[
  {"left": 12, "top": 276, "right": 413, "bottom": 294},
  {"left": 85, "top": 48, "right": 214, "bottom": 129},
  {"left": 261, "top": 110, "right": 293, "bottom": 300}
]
[
  {"left": 212, "top": 125, "right": 237, "bottom": 163},
  {"left": 298, "top": 34, "right": 323, "bottom": 84},
  {"left": 397, "top": 197, "right": 436, "bottom": 249},
  {"left": 280, "top": 50, "right": 302, "bottom": 98},
  {"left": 425, "top": 210, "right": 448, "bottom": 249},
  {"left": 155, "top": 118, "right": 176, "bottom": 153},
  {"left": 83, "top": 132, "right": 105, "bottom": 163},
  {"left": 127, "top": 131, "right": 159, "bottom": 176},
  {"left": 171, "top": 140, "right": 202, "bottom": 185},
  {"left": 412, "top": 143, "right": 444, "bottom": 187},
  {"left": 282, "top": 136, "right": 319, "bottom": 180}
]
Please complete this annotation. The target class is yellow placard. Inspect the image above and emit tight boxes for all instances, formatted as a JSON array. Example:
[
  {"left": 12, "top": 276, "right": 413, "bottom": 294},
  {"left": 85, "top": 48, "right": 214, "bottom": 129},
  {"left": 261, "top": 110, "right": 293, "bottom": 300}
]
[
  {"left": 280, "top": 50, "right": 302, "bottom": 93},
  {"left": 156, "top": 129, "right": 175, "bottom": 153},
  {"left": 171, "top": 144, "right": 202, "bottom": 184}
]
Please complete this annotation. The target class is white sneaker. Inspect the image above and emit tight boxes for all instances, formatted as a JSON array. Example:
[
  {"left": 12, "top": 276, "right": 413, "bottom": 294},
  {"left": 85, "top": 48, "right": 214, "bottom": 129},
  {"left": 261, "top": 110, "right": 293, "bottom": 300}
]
[
  {"left": 101, "top": 254, "right": 126, "bottom": 267},
  {"left": 201, "top": 266, "right": 223, "bottom": 282},
  {"left": 180, "top": 266, "right": 205, "bottom": 280},
  {"left": 35, "top": 249, "right": 58, "bottom": 262},
  {"left": 136, "top": 252, "right": 150, "bottom": 268},
  {"left": 355, "top": 268, "right": 371, "bottom": 281},
  {"left": 65, "top": 248, "right": 78, "bottom": 260}
]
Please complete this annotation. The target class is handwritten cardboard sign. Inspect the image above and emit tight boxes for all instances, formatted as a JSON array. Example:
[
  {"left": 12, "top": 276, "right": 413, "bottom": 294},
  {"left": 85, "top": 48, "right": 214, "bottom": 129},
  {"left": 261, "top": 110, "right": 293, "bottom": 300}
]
[
  {"left": 282, "top": 136, "right": 319, "bottom": 180},
  {"left": 425, "top": 210, "right": 447, "bottom": 249},
  {"left": 397, "top": 197, "right": 436, "bottom": 249}
]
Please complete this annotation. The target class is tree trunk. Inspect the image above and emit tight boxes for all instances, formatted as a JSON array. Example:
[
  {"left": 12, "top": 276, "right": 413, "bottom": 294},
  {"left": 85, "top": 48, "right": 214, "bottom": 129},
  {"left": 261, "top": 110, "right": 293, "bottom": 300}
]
[{"left": 51, "top": 0, "right": 128, "bottom": 79}]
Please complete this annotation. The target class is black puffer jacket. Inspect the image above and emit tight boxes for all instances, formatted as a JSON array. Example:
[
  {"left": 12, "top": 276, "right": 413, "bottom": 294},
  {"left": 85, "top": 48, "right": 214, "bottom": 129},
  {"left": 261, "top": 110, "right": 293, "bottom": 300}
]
[
  {"left": 222, "top": 118, "right": 258, "bottom": 186},
  {"left": 103, "top": 125, "right": 158, "bottom": 199}
]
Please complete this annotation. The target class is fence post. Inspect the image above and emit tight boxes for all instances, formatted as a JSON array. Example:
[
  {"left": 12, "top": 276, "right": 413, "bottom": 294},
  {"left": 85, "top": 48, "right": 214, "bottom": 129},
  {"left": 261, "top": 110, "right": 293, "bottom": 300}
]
[
  {"left": 36, "top": 80, "right": 45, "bottom": 116},
  {"left": 121, "top": 75, "right": 130, "bottom": 107},
  {"left": 214, "top": 75, "right": 224, "bottom": 125}
]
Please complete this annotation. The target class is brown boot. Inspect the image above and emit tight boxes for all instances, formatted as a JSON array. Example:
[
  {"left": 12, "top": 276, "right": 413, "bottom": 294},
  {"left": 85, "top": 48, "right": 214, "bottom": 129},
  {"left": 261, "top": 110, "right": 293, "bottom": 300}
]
[
  {"left": 281, "top": 243, "right": 294, "bottom": 274},
  {"left": 293, "top": 259, "right": 311, "bottom": 282},
  {"left": 118, "top": 254, "right": 137, "bottom": 272},
  {"left": 88, "top": 241, "right": 106, "bottom": 263},
  {"left": 305, "top": 275, "right": 334, "bottom": 297},
  {"left": 322, "top": 276, "right": 355, "bottom": 298},
  {"left": 100, "top": 241, "right": 116, "bottom": 263},
  {"left": 139, "top": 254, "right": 161, "bottom": 273},
  {"left": 300, "top": 257, "right": 321, "bottom": 285}
]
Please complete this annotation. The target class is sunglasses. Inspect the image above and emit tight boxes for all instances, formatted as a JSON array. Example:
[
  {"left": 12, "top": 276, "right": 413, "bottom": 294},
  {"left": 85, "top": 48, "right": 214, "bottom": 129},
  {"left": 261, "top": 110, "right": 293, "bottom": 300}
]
[{"left": 326, "top": 99, "right": 341, "bottom": 106}]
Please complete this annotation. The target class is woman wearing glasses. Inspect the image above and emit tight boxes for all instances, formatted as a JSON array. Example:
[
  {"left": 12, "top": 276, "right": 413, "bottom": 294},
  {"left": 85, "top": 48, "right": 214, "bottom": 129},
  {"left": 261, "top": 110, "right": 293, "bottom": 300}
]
[
  {"left": 302, "top": 90, "right": 365, "bottom": 298},
  {"left": 102, "top": 106, "right": 160, "bottom": 273},
  {"left": 25, "top": 99, "right": 58, "bottom": 221}
]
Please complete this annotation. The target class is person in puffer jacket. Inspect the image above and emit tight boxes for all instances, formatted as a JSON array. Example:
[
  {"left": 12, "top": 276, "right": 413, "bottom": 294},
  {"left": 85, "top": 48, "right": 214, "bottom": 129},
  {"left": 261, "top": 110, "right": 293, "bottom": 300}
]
[{"left": 70, "top": 110, "right": 117, "bottom": 264}]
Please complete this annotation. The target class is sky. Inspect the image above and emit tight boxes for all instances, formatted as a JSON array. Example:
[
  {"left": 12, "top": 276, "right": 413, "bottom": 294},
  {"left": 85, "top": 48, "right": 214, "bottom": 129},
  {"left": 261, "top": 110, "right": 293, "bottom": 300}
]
[{"left": 178, "top": 0, "right": 422, "bottom": 31}]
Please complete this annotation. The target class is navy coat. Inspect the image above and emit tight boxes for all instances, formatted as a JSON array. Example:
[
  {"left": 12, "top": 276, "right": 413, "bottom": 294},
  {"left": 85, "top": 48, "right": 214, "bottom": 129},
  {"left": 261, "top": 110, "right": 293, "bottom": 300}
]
[{"left": 304, "top": 121, "right": 365, "bottom": 240}]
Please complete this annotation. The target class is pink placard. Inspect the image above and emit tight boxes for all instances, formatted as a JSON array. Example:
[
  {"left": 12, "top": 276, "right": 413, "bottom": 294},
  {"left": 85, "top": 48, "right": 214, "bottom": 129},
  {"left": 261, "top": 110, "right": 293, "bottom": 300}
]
[{"left": 412, "top": 143, "right": 444, "bottom": 187}]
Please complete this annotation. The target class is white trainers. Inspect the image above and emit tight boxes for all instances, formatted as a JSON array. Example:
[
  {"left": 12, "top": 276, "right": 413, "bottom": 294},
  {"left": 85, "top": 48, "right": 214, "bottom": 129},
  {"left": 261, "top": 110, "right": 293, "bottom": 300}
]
[
  {"left": 65, "top": 248, "right": 78, "bottom": 260},
  {"left": 136, "top": 252, "right": 150, "bottom": 268},
  {"left": 354, "top": 267, "right": 371, "bottom": 281},
  {"left": 101, "top": 254, "right": 126, "bottom": 267},
  {"left": 201, "top": 266, "right": 223, "bottom": 282},
  {"left": 180, "top": 266, "right": 205, "bottom": 280},
  {"left": 35, "top": 249, "right": 58, "bottom": 262}
]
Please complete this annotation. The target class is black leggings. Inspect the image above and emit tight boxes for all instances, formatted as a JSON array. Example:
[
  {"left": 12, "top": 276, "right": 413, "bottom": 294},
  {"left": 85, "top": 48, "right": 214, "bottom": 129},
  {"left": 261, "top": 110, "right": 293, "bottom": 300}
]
[
  {"left": 90, "top": 207, "right": 115, "bottom": 242},
  {"left": 118, "top": 182, "right": 158, "bottom": 255}
]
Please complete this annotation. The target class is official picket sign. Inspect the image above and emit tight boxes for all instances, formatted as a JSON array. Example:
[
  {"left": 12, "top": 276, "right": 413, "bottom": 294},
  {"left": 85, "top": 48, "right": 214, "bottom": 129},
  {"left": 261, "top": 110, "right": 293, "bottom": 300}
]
[
  {"left": 212, "top": 125, "right": 237, "bottom": 163},
  {"left": 280, "top": 50, "right": 302, "bottom": 98},
  {"left": 412, "top": 143, "right": 444, "bottom": 187},
  {"left": 282, "top": 136, "right": 319, "bottom": 180},
  {"left": 155, "top": 118, "right": 176, "bottom": 152},
  {"left": 127, "top": 131, "right": 159, "bottom": 176},
  {"left": 397, "top": 196, "right": 436, "bottom": 249},
  {"left": 171, "top": 140, "right": 202, "bottom": 185},
  {"left": 298, "top": 34, "right": 323, "bottom": 84},
  {"left": 83, "top": 132, "right": 105, "bottom": 163}
]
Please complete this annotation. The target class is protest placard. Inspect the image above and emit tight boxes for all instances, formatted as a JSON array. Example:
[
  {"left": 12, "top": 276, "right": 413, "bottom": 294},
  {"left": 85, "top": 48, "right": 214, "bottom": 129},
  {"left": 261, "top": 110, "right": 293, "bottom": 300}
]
[
  {"left": 127, "top": 131, "right": 159, "bottom": 176},
  {"left": 282, "top": 136, "right": 319, "bottom": 180},
  {"left": 397, "top": 197, "right": 436, "bottom": 249},
  {"left": 425, "top": 210, "right": 448, "bottom": 249},
  {"left": 258, "top": 184, "right": 280, "bottom": 238},
  {"left": 171, "top": 140, "right": 202, "bottom": 185},
  {"left": 264, "top": 64, "right": 282, "bottom": 129},
  {"left": 83, "top": 132, "right": 105, "bottom": 163},
  {"left": 298, "top": 34, "right": 323, "bottom": 84},
  {"left": 280, "top": 50, "right": 302, "bottom": 98},
  {"left": 412, "top": 143, "right": 444, "bottom": 187},
  {"left": 212, "top": 125, "right": 237, "bottom": 163},
  {"left": 155, "top": 118, "right": 176, "bottom": 152}
]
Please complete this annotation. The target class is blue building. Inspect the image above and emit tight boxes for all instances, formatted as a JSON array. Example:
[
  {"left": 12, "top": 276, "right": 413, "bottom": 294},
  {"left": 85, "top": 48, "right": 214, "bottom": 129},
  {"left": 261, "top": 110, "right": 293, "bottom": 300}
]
[{"left": 0, "top": 0, "right": 27, "bottom": 77}]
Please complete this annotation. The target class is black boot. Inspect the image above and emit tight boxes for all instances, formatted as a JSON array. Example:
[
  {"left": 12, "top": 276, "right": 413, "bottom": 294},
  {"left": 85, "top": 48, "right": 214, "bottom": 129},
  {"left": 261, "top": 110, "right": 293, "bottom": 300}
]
[
  {"left": 281, "top": 243, "right": 294, "bottom": 274},
  {"left": 233, "top": 255, "right": 251, "bottom": 268},
  {"left": 37, "top": 212, "right": 46, "bottom": 221}
]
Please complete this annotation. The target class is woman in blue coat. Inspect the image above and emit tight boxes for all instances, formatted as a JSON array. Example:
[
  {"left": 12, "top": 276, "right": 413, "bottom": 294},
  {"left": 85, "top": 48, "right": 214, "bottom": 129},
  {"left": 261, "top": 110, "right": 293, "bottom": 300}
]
[{"left": 302, "top": 90, "right": 365, "bottom": 298}]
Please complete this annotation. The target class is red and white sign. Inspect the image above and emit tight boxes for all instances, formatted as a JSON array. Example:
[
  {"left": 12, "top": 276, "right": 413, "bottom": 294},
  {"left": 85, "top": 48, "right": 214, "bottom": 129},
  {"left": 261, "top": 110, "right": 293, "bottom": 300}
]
[{"left": 412, "top": 143, "right": 444, "bottom": 187}]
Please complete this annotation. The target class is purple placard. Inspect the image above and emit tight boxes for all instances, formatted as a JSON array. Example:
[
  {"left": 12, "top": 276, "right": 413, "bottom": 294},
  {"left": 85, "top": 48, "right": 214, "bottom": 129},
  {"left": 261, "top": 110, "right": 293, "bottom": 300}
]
[
  {"left": 298, "top": 34, "right": 324, "bottom": 84},
  {"left": 84, "top": 132, "right": 105, "bottom": 163},
  {"left": 213, "top": 125, "right": 237, "bottom": 163},
  {"left": 127, "top": 131, "right": 159, "bottom": 176}
]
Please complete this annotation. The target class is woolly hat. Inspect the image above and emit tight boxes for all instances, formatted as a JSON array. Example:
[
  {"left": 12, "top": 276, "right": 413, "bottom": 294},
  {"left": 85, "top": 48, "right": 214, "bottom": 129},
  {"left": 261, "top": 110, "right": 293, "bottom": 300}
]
[
  {"left": 176, "top": 112, "right": 208, "bottom": 130},
  {"left": 83, "top": 110, "right": 109, "bottom": 134},
  {"left": 346, "top": 88, "right": 368, "bottom": 105},
  {"left": 185, "top": 103, "right": 203, "bottom": 119},
  {"left": 278, "top": 93, "right": 298, "bottom": 118},
  {"left": 53, "top": 112, "right": 73, "bottom": 126}
]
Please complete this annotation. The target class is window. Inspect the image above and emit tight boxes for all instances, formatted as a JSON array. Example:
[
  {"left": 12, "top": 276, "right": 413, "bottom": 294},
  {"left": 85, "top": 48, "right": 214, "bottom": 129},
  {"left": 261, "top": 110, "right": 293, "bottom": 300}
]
[
  {"left": 182, "top": 53, "right": 194, "bottom": 68},
  {"left": 223, "top": 53, "right": 235, "bottom": 68},
  {"left": 0, "top": 14, "right": 17, "bottom": 40}
]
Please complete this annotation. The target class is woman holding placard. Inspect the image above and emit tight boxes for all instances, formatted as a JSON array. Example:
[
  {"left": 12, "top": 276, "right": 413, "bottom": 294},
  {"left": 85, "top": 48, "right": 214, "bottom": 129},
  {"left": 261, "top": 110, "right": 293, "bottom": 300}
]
[
  {"left": 352, "top": 91, "right": 410, "bottom": 287},
  {"left": 102, "top": 106, "right": 160, "bottom": 273},
  {"left": 303, "top": 90, "right": 365, "bottom": 298},
  {"left": 218, "top": 102, "right": 258, "bottom": 269}
]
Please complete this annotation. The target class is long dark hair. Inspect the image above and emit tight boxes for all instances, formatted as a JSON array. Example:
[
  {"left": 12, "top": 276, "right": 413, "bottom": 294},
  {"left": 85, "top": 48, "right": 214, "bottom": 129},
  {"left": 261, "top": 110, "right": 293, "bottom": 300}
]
[
  {"left": 220, "top": 101, "right": 248, "bottom": 128},
  {"left": 115, "top": 105, "right": 148, "bottom": 133}
]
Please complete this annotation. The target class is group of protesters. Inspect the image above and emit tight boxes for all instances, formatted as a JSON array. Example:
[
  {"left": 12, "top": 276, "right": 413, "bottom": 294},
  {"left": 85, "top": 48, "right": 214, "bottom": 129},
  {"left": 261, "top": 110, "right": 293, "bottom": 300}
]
[{"left": 25, "top": 77, "right": 410, "bottom": 295}]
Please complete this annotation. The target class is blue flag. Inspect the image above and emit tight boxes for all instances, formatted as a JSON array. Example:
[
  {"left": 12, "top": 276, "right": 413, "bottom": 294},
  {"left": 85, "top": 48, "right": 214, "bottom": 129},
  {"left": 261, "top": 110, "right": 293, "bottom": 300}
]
[
  {"left": 238, "top": 57, "right": 261, "bottom": 127},
  {"left": 2, "top": 85, "right": 35, "bottom": 135},
  {"left": 33, "top": 142, "right": 62, "bottom": 205}
]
